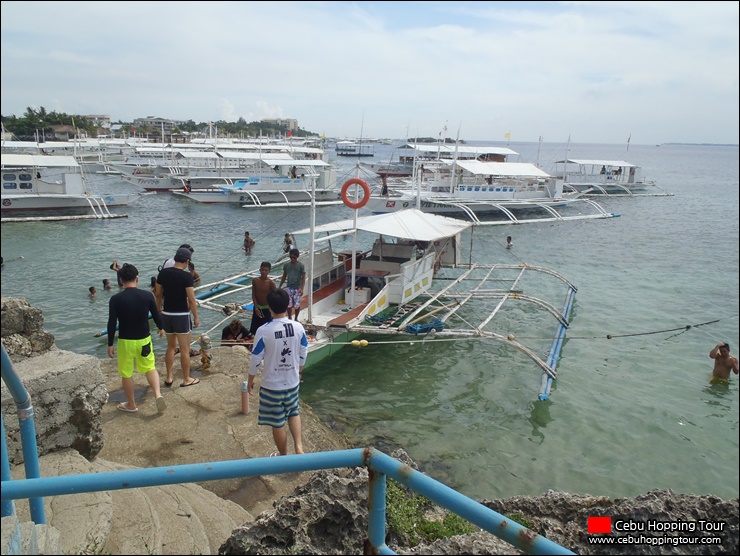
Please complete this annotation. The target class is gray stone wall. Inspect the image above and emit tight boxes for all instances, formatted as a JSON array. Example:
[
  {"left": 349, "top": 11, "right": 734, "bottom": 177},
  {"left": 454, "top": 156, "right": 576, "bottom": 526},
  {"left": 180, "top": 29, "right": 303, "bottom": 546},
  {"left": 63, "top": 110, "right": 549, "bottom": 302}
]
[{"left": 1, "top": 297, "right": 106, "bottom": 464}]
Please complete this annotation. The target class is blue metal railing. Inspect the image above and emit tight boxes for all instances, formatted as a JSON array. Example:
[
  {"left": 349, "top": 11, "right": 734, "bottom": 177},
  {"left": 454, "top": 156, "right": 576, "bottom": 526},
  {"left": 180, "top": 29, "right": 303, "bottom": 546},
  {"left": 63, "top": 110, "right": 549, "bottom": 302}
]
[
  {"left": 1, "top": 346, "right": 573, "bottom": 555},
  {"left": 1, "top": 345, "right": 45, "bottom": 524}
]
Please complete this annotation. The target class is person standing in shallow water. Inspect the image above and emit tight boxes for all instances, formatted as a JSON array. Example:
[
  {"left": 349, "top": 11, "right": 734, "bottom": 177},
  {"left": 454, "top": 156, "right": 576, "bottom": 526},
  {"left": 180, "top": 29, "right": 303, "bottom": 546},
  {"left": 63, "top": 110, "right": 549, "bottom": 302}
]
[
  {"left": 243, "top": 231, "right": 255, "bottom": 255},
  {"left": 709, "top": 342, "right": 739, "bottom": 383}
]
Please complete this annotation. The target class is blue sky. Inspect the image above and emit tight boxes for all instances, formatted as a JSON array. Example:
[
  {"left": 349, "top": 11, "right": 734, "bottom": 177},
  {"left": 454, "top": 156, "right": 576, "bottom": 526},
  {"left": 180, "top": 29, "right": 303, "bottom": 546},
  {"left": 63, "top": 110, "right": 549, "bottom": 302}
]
[{"left": 1, "top": 1, "right": 738, "bottom": 144}]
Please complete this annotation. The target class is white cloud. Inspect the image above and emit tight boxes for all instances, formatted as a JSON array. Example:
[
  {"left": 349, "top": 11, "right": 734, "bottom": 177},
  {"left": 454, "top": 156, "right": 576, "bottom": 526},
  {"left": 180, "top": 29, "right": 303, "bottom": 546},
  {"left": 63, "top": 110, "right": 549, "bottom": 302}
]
[{"left": 1, "top": 1, "right": 737, "bottom": 143}]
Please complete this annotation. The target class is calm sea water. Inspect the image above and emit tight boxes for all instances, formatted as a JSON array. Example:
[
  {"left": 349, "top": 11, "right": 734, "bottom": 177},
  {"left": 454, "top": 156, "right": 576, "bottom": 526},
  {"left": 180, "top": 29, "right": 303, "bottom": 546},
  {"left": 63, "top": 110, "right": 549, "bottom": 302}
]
[{"left": 2, "top": 141, "right": 738, "bottom": 502}]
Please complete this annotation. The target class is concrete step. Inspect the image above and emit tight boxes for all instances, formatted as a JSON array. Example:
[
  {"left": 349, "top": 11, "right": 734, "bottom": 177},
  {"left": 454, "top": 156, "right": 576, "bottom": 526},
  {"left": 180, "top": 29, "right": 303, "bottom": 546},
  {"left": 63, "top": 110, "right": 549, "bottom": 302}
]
[
  {"left": 92, "top": 458, "right": 164, "bottom": 555},
  {"left": 8, "top": 450, "right": 252, "bottom": 555},
  {"left": 11, "top": 449, "right": 112, "bottom": 554},
  {"left": 94, "top": 457, "right": 250, "bottom": 554},
  {"left": 94, "top": 458, "right": 252, "bottom": 554},
  {"left": 1, "top": 515, "right": 61, "bottom": 555}
]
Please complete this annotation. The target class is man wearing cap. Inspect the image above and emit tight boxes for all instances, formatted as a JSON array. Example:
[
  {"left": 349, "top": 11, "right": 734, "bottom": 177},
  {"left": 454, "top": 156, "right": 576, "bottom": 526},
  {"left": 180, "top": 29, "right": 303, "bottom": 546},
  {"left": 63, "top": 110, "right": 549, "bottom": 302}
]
[
  {"left": 155, "top": 247, "right": 201, "bottom": 387},
  {"left": 709, "top": 342, "right": 739, "bottom": 382},
  {"left": 161, "top": 244, "right": 194, "bottom": 270}
]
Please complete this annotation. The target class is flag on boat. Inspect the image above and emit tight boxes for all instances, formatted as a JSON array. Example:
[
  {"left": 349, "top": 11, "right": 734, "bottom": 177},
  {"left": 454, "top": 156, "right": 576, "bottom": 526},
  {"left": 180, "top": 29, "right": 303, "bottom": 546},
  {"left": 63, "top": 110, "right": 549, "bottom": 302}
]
[
  {"left": 505, "top": 133, "right": 511, "bottom": 139},
  {"left": 287, "top": 130, "right": 293, "bottom": 137}
]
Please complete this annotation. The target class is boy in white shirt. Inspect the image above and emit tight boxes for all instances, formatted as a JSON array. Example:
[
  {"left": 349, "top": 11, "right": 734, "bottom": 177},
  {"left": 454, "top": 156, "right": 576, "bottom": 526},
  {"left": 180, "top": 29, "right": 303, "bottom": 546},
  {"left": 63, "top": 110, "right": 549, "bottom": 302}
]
[{"left": 248, "top": 288, "right": 308, "bottom": 456}]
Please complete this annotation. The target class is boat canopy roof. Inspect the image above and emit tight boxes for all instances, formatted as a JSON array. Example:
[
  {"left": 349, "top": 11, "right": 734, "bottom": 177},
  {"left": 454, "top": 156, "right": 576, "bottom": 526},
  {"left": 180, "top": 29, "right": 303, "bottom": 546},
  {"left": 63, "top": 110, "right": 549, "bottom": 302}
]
[
  {"left": 217, "top": 151, "right": 293, "bottom": 161},
  {"left": 406, "top": 144, "right": 519, "bottom": 157},
  {"left": 1, "top": 153, "right": 79, "bottom": 168},
  {"left": 455, "top": 160, "right": 552, "bottom": 177},
  {"left": 175, "top": 151, "right": 220, "bottom": 159},
  {"left": 554, "top": 159, "right": 637, "bottom": 168},
  {"left": 263, "top": 159, "right": 329, "bottom": 167},
  {"left": 294, "top": 208, "right": 472, "bottom": 242}
]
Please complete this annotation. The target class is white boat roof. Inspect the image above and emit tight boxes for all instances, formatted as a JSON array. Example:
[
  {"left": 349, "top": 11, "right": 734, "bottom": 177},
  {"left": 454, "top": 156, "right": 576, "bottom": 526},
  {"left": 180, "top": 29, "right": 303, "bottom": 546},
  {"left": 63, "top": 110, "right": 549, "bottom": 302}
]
[
  {"left": 175, "top": 151, "right": 220, "bottom": 159},
  {"left": 554, "top": 159, "right": 637, "bottom": 167},
  {"left": 217, "top": 151, "right": 293, "bottom": 161},
  {"left": 455, "top": 160, "right": 552, "bottom": 177},
  {"left": 214, "top": 152, "right": 326, "bottom": 166},
  {"left": 1, "top": 154, "right": 80, "bottom": 168},
  {"left": 262, "top": 159, "right": 329, "bottom": 167},
  {"left": 294, "top": 208, "right": 472, "bottom": 241},
  {"left": 1, "top": 141, "right": 43, "bottom": 150},
  {"left": 406, "top": 144, "right": 519, "bottom": 156}
]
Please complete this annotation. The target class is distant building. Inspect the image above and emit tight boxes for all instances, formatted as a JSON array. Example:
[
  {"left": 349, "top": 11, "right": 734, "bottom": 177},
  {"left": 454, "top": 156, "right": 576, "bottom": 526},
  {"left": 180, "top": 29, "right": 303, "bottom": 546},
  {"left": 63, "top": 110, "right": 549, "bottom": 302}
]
[
  {"left": 50, "top": 125, "right": 84, "bottom": 140},
  {"left": 132, "top": 116, "right": 184, "bottom": 132},
  {"left": 79, "top": 114, "right": 111, "bottom": 129},
  {"left": 261, "top": 118, "right": 298, "bottom": 132}
]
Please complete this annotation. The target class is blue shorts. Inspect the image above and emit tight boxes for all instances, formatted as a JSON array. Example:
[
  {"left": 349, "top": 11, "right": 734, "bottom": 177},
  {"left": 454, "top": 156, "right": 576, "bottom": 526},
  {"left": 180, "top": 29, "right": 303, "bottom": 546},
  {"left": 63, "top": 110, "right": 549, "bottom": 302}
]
[
  {"left": 257, "top": 385, "right": 301, "bottom": 428},
  {"left": 161, "top": 313, "right": 191, "bottom": 335},
  {"left": 285, "top": 287, "right": 302, "bottom": 309}
]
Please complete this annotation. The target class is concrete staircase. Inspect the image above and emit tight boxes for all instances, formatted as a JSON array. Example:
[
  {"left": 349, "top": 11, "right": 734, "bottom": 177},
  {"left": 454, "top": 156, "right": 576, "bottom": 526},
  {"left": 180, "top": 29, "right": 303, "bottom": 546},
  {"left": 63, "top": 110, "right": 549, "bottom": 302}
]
[{"left": 2, "top": 449, "right": 252, "bottom": 555}]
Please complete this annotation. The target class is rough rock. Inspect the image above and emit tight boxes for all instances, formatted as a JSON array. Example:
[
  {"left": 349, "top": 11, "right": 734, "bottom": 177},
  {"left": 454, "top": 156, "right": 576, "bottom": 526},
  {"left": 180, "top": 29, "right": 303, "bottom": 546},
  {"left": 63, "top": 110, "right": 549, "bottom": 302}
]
[
  {"left": 1, "top": 296, "right": 55, "bottom": 358},
  {"left": 2, "top": 297, "right": 106, "bottom": 465},
  {"left": 1, "top": 349, "right": 107, "bottom": 464},
  {"left": 219, "top": 449, "right": 739, "bottom": 556},
  {"left": 481, "top": 489, "right": 739, "bottom": 555},
  {"left": 220, "top": 467, "right": 370, "bottom": 555}
]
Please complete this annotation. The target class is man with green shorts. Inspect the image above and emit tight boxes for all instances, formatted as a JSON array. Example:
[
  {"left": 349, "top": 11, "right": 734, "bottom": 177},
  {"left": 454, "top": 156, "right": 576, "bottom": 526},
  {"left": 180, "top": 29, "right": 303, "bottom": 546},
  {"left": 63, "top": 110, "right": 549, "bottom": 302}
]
[{"left": 107, "top": 263, "right": 167, "bottom": 413}]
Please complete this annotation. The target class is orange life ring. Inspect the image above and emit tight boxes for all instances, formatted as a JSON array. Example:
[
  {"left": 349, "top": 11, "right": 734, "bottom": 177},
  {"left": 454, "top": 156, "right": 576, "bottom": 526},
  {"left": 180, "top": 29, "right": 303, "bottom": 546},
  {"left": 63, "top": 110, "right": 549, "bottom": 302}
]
[{"left": 340, "top": 178, "right": 371, "bottom": 210}]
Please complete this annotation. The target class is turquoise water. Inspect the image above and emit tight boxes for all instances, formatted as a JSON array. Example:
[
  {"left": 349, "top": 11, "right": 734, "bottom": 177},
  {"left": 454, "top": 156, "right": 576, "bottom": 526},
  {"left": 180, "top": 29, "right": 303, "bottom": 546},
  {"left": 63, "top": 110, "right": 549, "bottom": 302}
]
[{"left": 2, "top": 141, "right": 738, "bottom": 502}]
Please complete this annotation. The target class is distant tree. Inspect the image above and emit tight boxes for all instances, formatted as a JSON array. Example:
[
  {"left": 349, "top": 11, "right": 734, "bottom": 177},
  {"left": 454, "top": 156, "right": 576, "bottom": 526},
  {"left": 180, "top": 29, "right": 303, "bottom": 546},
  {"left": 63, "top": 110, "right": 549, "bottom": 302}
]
[{"left": 2, "top": 107, "right": 319, "bottom": 140}]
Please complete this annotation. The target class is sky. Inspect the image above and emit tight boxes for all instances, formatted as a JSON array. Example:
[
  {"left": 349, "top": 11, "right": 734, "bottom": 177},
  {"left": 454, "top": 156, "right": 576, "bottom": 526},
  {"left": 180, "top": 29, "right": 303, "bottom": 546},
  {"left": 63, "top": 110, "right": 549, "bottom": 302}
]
[{"left": 1, "top": 1, "right": 738, "bottom": 144}]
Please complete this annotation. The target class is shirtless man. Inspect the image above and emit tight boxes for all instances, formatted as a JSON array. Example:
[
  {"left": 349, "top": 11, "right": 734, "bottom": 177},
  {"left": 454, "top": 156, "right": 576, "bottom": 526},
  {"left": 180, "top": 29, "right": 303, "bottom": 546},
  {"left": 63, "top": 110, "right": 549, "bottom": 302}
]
[
  {"left": 709, "top": 342, "right": 739, "bottom": 382},
  {"left": 249, "top": 262, "right": 277, "bottom": 346}
]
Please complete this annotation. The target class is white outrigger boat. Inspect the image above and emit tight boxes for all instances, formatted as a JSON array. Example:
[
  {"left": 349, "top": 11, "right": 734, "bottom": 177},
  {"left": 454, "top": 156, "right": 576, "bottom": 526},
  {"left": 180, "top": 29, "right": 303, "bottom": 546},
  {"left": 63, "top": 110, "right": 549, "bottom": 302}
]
[
  {"left": 360, "top": 159, "right": 619, "bottom": 225},
  {"left": 286, "top": 207, "right": 576, "bottom": 400},
  {"left": 1, "top": 154, "right": 143, "bottom": 218},
  {"left": 553, "top": 158, "right": 673, "bottom": 196}
]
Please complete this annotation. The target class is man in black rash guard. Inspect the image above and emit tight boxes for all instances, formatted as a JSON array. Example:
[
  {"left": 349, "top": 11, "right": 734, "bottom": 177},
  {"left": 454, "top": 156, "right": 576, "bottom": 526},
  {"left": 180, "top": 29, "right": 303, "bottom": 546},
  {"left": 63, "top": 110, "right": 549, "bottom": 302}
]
[{"left": 107, "top": 263, "right": 166, "bottom": 413}]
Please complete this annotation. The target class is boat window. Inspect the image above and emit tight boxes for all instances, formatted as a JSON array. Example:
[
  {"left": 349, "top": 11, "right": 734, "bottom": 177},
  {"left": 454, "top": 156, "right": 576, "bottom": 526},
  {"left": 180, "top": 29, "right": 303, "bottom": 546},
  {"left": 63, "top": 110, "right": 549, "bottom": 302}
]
[
  {"left": 19, "top": 173, "right": 33, "bottom": 181},
  {"left": 3, "top": 183, "right": 18, "bottom": 189},
  {"left": 19, "top": 182, "right": 33, "bottom": 189},
  {"left": 3, "top": 173, "right": 17, "bottom": 181}
]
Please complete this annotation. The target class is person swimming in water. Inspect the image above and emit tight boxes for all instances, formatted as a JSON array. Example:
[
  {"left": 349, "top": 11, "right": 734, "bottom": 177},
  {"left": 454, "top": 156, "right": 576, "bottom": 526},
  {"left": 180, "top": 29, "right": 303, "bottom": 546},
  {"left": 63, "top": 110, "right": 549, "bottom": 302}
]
[{"left": 709, "top": 342, "right": 739, "bottom": 383}]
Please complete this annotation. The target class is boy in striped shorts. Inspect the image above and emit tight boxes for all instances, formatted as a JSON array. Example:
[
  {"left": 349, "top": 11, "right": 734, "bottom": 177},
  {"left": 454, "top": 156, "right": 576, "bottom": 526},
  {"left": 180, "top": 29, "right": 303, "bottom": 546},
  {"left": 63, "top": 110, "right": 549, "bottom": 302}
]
[{"left": 248, "top": 288, "right": 308, "bottom": 456}]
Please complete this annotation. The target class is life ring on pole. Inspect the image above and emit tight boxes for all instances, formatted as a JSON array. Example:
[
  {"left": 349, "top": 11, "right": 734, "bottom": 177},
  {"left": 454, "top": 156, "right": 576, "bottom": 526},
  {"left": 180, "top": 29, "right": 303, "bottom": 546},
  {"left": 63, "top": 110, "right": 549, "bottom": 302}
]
[{"left": 340, "top": 178, "right": 371, "bottom": 210}]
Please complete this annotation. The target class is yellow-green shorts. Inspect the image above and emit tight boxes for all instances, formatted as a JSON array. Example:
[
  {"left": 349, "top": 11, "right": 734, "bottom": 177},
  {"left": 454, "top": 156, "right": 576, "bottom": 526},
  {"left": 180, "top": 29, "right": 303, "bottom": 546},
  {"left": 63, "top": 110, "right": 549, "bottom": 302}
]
[{"left": 117, "top": 337, "right": 155, "bottom": 378}]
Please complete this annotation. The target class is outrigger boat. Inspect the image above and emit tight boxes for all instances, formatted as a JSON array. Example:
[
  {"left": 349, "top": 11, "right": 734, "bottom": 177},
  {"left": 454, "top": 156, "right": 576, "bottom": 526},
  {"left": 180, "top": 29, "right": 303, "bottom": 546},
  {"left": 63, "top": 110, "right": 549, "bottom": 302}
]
[
  {"left": 553, "top": 158, "right": 673, "bottom": 197},
  {"left": 284, "top": 204, "right": 577, "bottom": 400}
]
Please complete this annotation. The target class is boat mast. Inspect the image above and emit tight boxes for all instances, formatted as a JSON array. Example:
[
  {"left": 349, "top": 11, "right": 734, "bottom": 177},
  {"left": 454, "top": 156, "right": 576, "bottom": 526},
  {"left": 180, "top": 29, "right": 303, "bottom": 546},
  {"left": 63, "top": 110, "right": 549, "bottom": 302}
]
[
  {"left": 449, "top": 125, "right": 461, "bottom": 194},
  {"left": 536, "top": 135, "right": 543, "bottom": 168},
  {"left": 306, "top": 167, "right": 316, "bottom": 322}
]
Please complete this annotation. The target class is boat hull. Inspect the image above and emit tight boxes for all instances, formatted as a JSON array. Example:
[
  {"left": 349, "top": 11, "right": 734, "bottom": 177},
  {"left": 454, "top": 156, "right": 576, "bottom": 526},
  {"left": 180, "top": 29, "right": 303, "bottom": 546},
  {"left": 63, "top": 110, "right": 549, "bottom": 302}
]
[
  {"left": 172, "top": 189, "right": 338, "bottom": 205},
  {"left": 364, "top": 193, "right": 573, "bottom": 215},
  {"left": 1, "top": 194, "right": 141, "bottom": 211}
]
